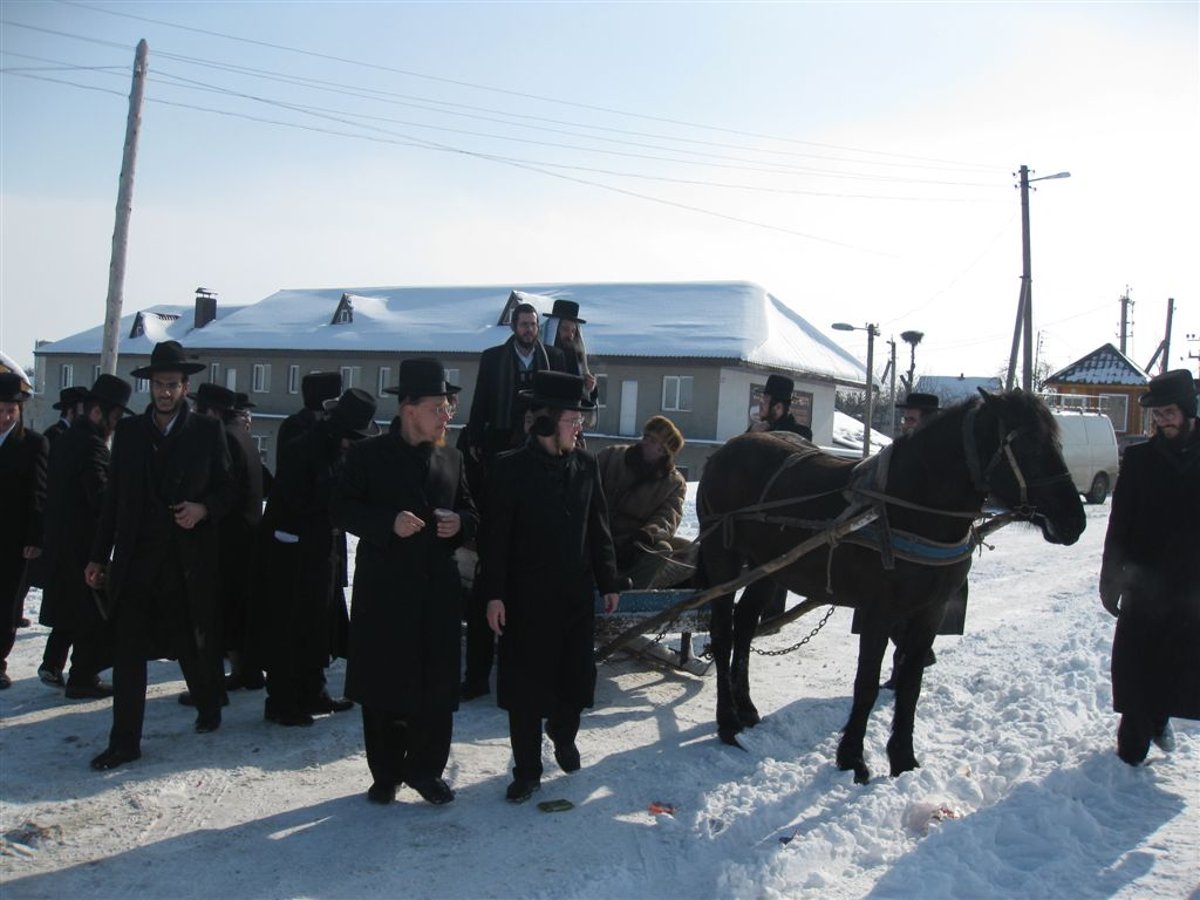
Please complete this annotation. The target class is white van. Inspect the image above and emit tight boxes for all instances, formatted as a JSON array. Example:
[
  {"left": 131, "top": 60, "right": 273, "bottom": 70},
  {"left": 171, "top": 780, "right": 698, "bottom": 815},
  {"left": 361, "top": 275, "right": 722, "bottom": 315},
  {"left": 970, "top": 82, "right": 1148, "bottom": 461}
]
[{"left": 1051, "top": 411, "right": 1120, "bottom": 504}]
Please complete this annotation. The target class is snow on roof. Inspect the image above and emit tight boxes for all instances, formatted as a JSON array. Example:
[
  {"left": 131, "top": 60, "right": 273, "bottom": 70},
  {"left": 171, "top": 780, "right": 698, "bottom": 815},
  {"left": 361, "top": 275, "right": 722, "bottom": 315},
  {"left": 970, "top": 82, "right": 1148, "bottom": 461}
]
[
  {"left": 35, "top": 281, "right": 868, "bottom": 385},
  {"left": 831, "top": 409, "right": 892, "bottom": 453},
  {"left": 916, "top": 374, "right": 1003, "bottom": 403},
  {"left": 1044, "top": 343, "right": 1149, "bottom": 386},
  {"left": 35, "top": 304, "right": 245, "bottom": 361}
]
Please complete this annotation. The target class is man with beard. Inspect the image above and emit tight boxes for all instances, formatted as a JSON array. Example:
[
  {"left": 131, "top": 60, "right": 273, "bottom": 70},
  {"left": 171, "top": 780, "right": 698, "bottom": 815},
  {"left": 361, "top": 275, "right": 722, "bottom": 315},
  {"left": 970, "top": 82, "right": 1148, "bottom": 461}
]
[
  {"left": 44, "top": 386, "right": 88, "bottom": 445},
  {"left": 37, "top": 374, "right": 133, "bottom": 697},
  {"left": 460, "top": 303, "right": 569, "bottom": 700},
  {"left": 596, "top": 416, "right": 689, "bottom": 589},
  {"left": 261, "top": 388, "right": 378, "bottom": 727},
  {"left": 85, "top": 341, "right": 234, "bottom": 770},
  {"left": 748, "top": 374, "right": 813, "bottom": 440},
  {"left": 482, "top": 370, "right": 622, "bottom": 803},
  {"left": 277, "top": 371, "right": 342, "bottom": 470},
  {"left": 1100, "top": 368, "right": 1200, "bottom": 765},
  {"left": 333, "top": 359, "right": 477, "bottom": 805},
  {"left": 0, "top": 372, "right": 48, "bottom": 690}
]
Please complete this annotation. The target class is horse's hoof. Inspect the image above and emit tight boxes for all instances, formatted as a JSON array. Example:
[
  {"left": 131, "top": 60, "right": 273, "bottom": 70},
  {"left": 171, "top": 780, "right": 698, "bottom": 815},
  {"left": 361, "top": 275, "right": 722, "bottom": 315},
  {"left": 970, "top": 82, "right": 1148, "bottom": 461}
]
[
  {"left": 736, "top": 705, "right": 761, "bottom": 728},
  {"left": 718, "top": 728, "right": 746, "bottom": 749},
  {"left": 889, "top": 758, "right": 921, "bottom": 777},
  {"left": 852, "top": 764, "right": 871, "bottom": 785}
]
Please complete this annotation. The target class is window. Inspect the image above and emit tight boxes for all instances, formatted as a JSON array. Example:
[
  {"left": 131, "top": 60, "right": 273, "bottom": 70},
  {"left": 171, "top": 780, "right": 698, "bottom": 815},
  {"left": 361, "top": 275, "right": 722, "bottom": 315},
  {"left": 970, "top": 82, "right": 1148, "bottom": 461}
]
[
  {"left": 135, "top": 377, "right": 149, "bottom": 394},
  {"left": 225, "top": 368, "right": 237, "bottom": 392},
  {"left": 662, "top": 375, "right": 693, "bottom": 412},
  {"left": 377, "top": 366, "right": 391, "bottom": 396},
  {"left": 60, "top": 363, "right": 73, "bottom": 389},
  {"left": 210, "top": 363, "right": 221, "bottom": 384},
  {"left": 1100, "top": 393, "right": 1129, "bottom": 433},
  {"left": 252, "top": 434, "right": 268, "bottom": 463},
  {"left": 92, "top": 364, "right": 102, "bottom": 383},
  {"left": 595, "top": 374, "right": 608, "bottom": 408},
  {"left": 340, "top": 366, "right": 360, "bottom": 389},
  {"left": 444, "top": 368, "right": 460, "bottom": 388},
  {"left": 288, "top": 365, "right": 300, "bottom": 395},
  {"left": 252, "top": 363, "right": 271, "bottom": 393}
]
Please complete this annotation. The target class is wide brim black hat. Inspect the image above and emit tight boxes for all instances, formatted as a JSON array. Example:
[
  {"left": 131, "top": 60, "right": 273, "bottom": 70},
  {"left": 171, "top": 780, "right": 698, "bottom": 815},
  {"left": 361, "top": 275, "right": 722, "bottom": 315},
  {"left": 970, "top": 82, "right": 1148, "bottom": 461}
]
[
  {"left": 549, "top": 299, "right": 586, "bottom": 324},
  {"left": 129, "top": 340, "right": 205, "bottom": 378},
  {"left": 188, "top": 382, "right": 237, "bottom": 412},
  {"left": 301, "top": 371, "right": 342, "bottom": 411},
  {"left": 382, "top": 357, "right": 462, "bottom": 398},
  {"left": 324, "top": 388, "right": 381, "bottom": 439},
  {"left": 0, "top": 371, "right": 31, "bottom": 402},
  {"left": 53, "top": 386, "right": 89, "bottom": 410},
  {"left": 85, "top": 374, "right": 135, "bottom": 415},
  {"left": 519, "top": 370, "right": 596, "bottom": 412},
  {"left": 763, "top": 373, "right": 795, "bottom": 401},
  {"left": 233, "top": 393, "right": 256, "bottom": 410},
  {"left": 896, "top": 392, "right": 940, "bottom": 412},
  {"left": 1139, "top": 368, "right": 1197, "bottom": 416}
]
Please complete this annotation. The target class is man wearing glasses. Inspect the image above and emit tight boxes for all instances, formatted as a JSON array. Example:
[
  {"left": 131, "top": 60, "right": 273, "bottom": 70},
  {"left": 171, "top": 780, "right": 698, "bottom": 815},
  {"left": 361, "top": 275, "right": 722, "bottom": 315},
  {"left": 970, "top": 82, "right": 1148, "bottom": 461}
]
[
  {"left": 85, "top": 341, "right": 234, "bottom": 770},
  {"left": 334, "top": 359, "right": 478, "bottom": 806},
  {"left": 481, "top": 370, "right": 621, "bottom": 804}
]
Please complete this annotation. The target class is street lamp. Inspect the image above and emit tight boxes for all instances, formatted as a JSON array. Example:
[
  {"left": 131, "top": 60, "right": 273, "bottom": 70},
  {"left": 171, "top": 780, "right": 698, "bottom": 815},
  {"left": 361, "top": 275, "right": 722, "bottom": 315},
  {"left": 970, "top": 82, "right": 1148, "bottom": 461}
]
[
  {"left": 833, "top": 321, "right": 880, "bottom": 458},
  {"left": 1007, "top": 165, "right": 1071, "bottom": 391}
]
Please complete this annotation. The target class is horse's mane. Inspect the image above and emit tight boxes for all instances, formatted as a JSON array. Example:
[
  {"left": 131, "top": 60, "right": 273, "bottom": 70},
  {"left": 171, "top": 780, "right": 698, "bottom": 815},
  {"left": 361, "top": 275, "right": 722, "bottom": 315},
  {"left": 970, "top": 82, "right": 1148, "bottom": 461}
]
[{"left": 899, "top": 389, "right": 1060, "bottom": 449}]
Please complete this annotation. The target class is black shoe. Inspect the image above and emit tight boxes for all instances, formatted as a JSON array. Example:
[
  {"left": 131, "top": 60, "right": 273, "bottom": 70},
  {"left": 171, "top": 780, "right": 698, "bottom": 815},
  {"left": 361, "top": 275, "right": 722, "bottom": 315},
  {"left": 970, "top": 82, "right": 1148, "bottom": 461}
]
[
  {"left": 460, "top": 680, "right": 490, "bottom": 701},
  {"left": 367, "top": 782, "right": 396, "bottom": 805},
  {"left": 65, "top": 681, "right": 114, "bottom": 700},
  {"left": 194, "top": 712, "right": 221, "bottom": 733},
  {"left": 306, "top": 694, "right": 354, "bottom": 715},
  {"left": 38, "top": 665, "right": 65, "bottom": 687},
  {"left": 545, "top": 722, "right": 581, "bottom": 773},
  {"left": 408, "top": 777, "right": 455, "bottom": 805},
  {"left": 18, "top": 616, "right": 31, "bottom": 628},
  {"left": 923, "top": 648, "right": 937, "bottom": 667},
  {"left": 1152, "top": 721, "right": 1176, "bottom": 753},
  {"left": 275, "top": 710, "right": 315, "bottom": 727},
  {"left": 91, "top": 746, "right": 141, "bottom": 770},
  {"left": 179, "top": 691, "right": 230, "bottom": 708},
  {"left": 505, "top": 777, "right": 541, "bottom": 803},
  {"left": 0, "top": 672, "right": 11, "bottom": 690}
]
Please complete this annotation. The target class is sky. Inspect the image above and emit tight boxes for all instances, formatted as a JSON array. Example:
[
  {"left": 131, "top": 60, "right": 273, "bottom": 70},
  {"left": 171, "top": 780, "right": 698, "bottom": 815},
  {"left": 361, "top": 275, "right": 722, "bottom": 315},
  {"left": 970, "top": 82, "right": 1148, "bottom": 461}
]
[{"left": 2, "top": 1, "right": 1198, "bottom": 384}]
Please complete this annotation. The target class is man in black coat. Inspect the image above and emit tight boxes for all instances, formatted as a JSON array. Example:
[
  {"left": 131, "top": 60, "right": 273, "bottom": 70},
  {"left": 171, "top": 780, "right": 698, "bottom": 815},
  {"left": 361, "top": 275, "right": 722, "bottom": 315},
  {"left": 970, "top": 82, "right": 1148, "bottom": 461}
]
[
  {"left": 277, "top": 371, "right": 341, "bottom": 471},
  {"left": 261, "top": 389, "right": 378, "bottom": 728},
  {"left": 481, "top": 370, "right": 621, "bottom": 803},
  {"left": 1100, "top": 368, "right": 1200, "bottom": 765},
  {"left": 37, "top": 374, "right": 133, "bottom": 697},
  {"left": 0, "top": 372, "right": 48, "bottom": 690},
  {"left": 334, "top": 360, "right": 478, "bottom": 806},
  {"left": 84, "top": 341, "right": 235, "bottom": 770},
  {"left": 44, "top": 386, "right": 88, "bottom": 445}
]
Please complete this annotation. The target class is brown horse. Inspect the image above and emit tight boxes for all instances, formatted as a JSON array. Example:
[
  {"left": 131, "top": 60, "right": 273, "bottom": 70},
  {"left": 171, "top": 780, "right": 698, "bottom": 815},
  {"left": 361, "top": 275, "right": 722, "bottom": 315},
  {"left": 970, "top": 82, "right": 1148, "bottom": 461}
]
[{"left": 696, "top": 390, "right": 1086, "bottom": 783}]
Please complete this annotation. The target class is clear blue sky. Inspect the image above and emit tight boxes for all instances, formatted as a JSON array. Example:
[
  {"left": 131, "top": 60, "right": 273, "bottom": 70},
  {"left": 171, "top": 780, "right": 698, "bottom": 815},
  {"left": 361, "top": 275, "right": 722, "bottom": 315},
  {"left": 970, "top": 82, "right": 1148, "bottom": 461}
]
[{"left": 2, "top": 1, "right": 1197, "bottom": 382}]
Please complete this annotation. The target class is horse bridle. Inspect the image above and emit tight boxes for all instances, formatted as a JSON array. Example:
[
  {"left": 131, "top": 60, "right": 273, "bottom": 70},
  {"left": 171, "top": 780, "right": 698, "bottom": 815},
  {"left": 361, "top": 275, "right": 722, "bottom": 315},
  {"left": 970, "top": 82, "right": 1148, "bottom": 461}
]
[{"left": 962, "top": 403, "right": 1070, "bottom": 516}]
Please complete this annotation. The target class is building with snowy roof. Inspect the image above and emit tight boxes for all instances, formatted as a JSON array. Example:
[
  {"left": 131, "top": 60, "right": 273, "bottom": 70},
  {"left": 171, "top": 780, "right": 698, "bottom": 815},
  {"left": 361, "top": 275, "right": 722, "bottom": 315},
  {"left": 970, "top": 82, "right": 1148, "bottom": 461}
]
[
  {"left": 32, "top": 280, "right": 869, "bottom": 473},
  {"left": 1042, "top": 342, "right": 1151, "bottom": 439},
  {"left": 914, "top": 374, "right": 1004, "bottom": 406}
]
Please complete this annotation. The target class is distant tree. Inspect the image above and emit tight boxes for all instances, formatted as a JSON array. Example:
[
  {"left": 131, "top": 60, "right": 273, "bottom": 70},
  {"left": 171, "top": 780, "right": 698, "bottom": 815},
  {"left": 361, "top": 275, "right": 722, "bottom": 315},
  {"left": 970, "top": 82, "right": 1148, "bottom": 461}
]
[{"left": 994, "top": 357, "right": 1055, "bottom": 392}]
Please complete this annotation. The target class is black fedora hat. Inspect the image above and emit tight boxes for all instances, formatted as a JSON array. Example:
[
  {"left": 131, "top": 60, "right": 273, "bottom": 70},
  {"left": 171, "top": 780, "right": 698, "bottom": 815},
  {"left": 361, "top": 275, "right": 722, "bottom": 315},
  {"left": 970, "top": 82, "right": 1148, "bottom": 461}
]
[
  {"left": 53, "top": 386, "right": 89, "bottom": 411},
  {"left": 519, "top": 370, "right": 596, "bottom": 412},
  {"left": 233, "top": 392, "right": 256, "bottom": 411},
  {"left": 324, "top": 388, "right": 381, "bottom": 439},
  {"left": 301, "top": 371, "right": 342, "bottom": 411},
  {"left": 86, "top": 374, "right": 134, "bottom": 415},
  {"left": 549, "top": 299, "right": 586, "bottom": 324},
  {"left": 188, "top": 382, "right": 237, "bottom": 412},
  {"left": 1139, "top": 368, "right": 1197, "bottom": 418},
  {"left": 129, "top": 340, "right": 205, "bottom": 379},
  {"left": 0, "top": 371, "right": 31, "bottom": 402},
  {"left": 896, "top": 392, "right": 940, "bottom": 412},
  {"left": 763, "top": 374, "right": 794, "bottom": 402},
  {"left": 382, "top": 358, "right": 461, "bottom": 398}
]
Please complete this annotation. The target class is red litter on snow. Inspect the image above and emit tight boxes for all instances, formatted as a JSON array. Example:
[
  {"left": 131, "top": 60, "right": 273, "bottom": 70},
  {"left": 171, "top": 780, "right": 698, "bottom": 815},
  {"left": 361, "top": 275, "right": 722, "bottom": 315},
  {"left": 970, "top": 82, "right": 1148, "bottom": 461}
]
[{"left": 648, "top": 802, "right": 676, "bottom": 816}]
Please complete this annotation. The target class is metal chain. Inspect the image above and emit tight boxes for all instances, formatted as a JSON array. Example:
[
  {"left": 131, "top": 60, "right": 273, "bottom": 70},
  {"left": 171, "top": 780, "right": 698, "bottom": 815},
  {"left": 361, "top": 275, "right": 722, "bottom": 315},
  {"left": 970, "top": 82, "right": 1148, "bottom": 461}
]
[{"left": 749, "top": 605, "right": 838, "bottom": 657}]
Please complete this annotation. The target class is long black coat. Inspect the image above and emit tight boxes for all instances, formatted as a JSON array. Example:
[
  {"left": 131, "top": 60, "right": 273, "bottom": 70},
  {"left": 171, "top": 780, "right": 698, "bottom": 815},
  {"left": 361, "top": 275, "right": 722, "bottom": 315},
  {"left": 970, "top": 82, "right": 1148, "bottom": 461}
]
[
  {"left": 219, "top": 423, "right": 264, "bottom": 652},
  {"left": 333, "top": 423, "right": 478, "bottom": 715},
  {"left": 1101, "top": 420, "right": 1200, "bottom": 720},
  {"left": 464, "top": 338, "right": 568, "bottom": 463},
  {"left": 0, "top": 423, "right": 47, "bottom": 617},
  {"left": 277, "top": 408, "right": 319, "bottom": 471},
  {"left": 260, "top": 421, "right": 348, "bottom": 669},
  {"left": 479, "top": 441, "right": 621, "bottom": 714},
  {"left": 39, "top": 418, "right": 110, "bottom": 631},
  {"left": 91, "top": 403, "right": 233, "bottom": 658}
]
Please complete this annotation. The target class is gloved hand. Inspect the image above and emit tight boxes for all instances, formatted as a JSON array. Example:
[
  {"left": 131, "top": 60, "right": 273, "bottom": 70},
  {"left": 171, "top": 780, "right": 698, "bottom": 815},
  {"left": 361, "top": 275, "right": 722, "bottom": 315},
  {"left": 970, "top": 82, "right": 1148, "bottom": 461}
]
[{"left": 1099, "top": 579, "right": 1121, "bottom": 618}]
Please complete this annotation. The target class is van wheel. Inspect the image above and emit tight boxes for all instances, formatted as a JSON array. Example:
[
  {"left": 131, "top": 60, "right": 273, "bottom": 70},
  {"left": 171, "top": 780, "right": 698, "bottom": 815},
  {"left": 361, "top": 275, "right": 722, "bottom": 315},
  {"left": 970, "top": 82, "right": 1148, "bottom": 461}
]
[{"left": 1086, "top": 472, "right": 1110, "bottom": 504}]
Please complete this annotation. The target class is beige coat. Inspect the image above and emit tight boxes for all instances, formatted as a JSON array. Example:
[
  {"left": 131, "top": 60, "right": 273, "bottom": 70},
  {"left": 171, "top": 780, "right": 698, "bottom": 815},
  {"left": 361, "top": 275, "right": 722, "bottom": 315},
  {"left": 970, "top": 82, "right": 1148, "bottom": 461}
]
[{"left": 596, "top": 444, "right": 687, "bottom": 551}]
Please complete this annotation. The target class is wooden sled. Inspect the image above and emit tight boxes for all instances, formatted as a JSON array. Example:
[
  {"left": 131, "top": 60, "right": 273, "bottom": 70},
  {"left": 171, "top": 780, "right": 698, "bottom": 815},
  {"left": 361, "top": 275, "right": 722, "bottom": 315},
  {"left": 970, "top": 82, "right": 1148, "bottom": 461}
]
[{"left": 593, "top": 589, "right": 711, "bottom": 676}]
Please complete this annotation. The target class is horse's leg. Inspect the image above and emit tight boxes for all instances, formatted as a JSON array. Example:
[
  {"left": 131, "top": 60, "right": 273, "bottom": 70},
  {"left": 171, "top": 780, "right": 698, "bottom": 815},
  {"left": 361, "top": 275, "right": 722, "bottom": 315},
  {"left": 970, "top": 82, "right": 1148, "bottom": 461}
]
[
  {"left": 700, "top": 541, "right": 743, "bottom": 745},
  {"left": 730, "top": 579, "right": 774, "bottom": 727},
  {"left": 887, "top": 607, "right": 940, "bottom": 776},
  {"left": 838, "top": 613, "right": 889, "bottom": 785}
]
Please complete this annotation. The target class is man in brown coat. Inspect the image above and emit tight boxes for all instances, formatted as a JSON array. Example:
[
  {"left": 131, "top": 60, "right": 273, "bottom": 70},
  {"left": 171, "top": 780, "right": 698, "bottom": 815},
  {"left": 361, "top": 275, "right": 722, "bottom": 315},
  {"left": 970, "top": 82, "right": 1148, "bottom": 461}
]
[{"left": 596, "top": 416, "right": 689, "bottom": 589}]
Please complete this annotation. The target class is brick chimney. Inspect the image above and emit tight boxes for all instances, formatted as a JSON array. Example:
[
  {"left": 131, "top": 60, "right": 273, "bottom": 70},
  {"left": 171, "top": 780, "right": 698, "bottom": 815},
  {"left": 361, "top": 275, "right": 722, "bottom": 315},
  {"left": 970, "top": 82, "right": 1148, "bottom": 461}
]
[{"left": 194, "top": 287, "right": 217, "bottom": 329}]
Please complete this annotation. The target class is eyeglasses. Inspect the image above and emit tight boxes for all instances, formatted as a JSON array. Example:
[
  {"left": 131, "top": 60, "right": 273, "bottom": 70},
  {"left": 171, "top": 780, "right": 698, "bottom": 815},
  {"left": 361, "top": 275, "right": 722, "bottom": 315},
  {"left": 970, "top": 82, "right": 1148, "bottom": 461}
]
[
  {"left": 425, "top": 401, "right": 457, "bottom": 418},
  {"left": 560, "top": 417, "right": 585, "bottom": 429}
]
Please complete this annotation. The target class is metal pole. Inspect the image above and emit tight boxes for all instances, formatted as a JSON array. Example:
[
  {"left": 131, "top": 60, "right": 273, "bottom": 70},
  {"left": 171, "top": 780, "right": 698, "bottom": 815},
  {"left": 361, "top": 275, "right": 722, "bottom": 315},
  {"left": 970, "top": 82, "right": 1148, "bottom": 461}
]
[
  {"left": 888, "top": 337, "right": 897, "bottom": 436},
  {"left": 1005, "top": 281, "right": 1025, "bottom": 391},
  {"left": 862, "top": 325, "right": 876, "bottom": 459},
  {"left": 1162, "top": 298, "right": 1174, "bottom": 374},
  {"left": 100, "top": 39, "right": 148, "bottom": 376},
  {"left": 1019, "top": 165, "right": 1033, "bottom": 391}
]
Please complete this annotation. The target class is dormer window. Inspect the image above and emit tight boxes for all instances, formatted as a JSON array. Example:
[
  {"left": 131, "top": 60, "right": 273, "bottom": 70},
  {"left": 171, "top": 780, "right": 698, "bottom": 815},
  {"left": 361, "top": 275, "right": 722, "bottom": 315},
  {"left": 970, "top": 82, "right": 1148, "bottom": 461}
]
[
  {"left": 130, "top": 312, "right": 145, "bottom": 338},
  {"left": 498, "top": 290, "right": 522, "bottom": 326},
  {"left": 331, "top": 293, "right": 354, "bottom": 325}
]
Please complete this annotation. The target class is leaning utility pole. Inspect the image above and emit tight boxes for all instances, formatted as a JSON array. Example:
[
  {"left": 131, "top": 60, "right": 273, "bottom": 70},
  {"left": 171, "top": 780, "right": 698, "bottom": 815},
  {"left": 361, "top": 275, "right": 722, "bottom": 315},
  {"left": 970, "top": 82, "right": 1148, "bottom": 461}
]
[
  {"left": 99, "top": 39, "right": 148, "bottom": 376},
  {"left": 1143, "top": 298, "right": 1175, "bottom": 375}
]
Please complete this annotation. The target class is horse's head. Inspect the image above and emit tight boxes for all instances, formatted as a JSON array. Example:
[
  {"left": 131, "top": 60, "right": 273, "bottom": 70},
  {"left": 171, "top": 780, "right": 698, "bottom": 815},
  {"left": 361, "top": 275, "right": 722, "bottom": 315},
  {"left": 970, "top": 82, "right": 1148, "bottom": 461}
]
[{"left": 967, "top": 389, "right": 1086, "bottom": 545}]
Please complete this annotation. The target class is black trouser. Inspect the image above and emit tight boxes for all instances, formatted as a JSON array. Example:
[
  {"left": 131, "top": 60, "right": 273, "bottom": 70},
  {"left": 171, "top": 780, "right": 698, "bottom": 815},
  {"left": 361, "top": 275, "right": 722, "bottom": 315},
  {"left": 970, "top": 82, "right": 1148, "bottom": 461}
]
[
  {"left": 361, "top": 705, "right": 452, "bottom": 787},
  {"left": 265, "top": 666, "right": 327, "bottom": 714},
  {"left": 0, "top": 556, "right": 27, "bottom": 673},
  {"left": 462, "top": 567, "right": 494, "bottom": 688},
  {"left": 507, "top": 707, "right": 581, "bottom": 781},
  {"left": 42, "top": 625, "right": 112, "bottom": 686}
]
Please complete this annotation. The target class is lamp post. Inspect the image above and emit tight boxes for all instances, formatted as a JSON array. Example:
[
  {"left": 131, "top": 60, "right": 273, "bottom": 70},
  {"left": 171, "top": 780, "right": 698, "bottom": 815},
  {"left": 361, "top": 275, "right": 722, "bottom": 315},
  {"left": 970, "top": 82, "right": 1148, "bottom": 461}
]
[
  {"left": 1006, "top": 165, "right": 1070, "bottom": 391},
  {"left": 833, "top": 321, "right": 880, "bottom": 458}
]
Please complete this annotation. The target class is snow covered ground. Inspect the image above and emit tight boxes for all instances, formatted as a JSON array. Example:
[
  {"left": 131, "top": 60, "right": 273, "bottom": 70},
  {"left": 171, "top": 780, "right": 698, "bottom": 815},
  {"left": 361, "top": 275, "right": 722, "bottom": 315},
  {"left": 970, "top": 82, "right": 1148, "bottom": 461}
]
[{"left": 2, "top": 491, "right": 1197, "bottom": 899}]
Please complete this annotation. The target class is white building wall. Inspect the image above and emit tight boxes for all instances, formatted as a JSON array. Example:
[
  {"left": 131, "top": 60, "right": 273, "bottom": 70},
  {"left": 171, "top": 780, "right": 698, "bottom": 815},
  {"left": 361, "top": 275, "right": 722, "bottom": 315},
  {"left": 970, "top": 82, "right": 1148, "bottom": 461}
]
[{"left": 715, "top": 367, "right": 840, "bottom": 444}]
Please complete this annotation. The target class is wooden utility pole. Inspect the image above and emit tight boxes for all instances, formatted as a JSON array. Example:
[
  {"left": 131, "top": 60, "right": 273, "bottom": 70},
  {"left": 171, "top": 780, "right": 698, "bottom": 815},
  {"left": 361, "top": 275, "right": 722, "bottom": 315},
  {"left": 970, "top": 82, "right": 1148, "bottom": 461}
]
[
  {"left": 1143, "top": 297, "right": 1175, "bottom": 375},
  {"left": 1118, "top": 288, "right": 1133, "bottom": 356},
  {"left": 99, "top": 39, "right": 148, "bottom": 376}
]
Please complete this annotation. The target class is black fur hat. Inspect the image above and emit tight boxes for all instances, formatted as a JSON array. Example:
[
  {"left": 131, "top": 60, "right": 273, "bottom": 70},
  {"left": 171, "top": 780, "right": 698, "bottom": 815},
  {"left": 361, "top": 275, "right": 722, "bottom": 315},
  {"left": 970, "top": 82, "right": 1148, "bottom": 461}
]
[
  {"left": 302, "top": 371, "right": 342, "bottom": 411},
  {"left": 1139, "top": 369, "right": 1197, "bottom": 418}
]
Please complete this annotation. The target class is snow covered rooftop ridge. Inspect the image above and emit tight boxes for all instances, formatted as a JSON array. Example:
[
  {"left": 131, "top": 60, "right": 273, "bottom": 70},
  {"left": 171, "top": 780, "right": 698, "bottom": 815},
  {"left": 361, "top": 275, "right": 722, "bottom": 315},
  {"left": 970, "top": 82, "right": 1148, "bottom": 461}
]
[
  {"left": 915, "top": 374, "right": 1004, "bottom": 403},
  {"left": 34, "top": 303, "right": 247, "bottom": 360},
  {"left": 35, "top": 281, "right": 869, "bottom": 386},
  {"left": 1044, "top": 342, "right": 1150, "bottom": 386}
]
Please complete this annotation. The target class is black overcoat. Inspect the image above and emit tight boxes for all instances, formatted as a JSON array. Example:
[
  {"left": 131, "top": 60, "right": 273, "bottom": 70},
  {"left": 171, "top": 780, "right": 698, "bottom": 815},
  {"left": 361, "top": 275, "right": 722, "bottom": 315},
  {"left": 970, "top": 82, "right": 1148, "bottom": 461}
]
[
  {"left": 39, "top": 418, "right": 109, "bottom": 630},
  {"left": 0, "top": 424, "right": 47, "bottom": 611},
  {"left": 219, "top": 423, "right": 264, "bottom": 652},
  {"left": 464, "top": 338, "right": 567, "bottom": 462},
  {"left": 91, "top": 403, "right": 233, "bottom": 658},
  {"left": 1101, "top": 421, "right": 1200, "bottom": 720},
  {"left": 333, "top": 423, "right": 478, "bottom": 715},
  {"left": 277, "top": 408, "right": 319, "bottom": 471},
  {"left": 260, "top": 421, "right": 348, "bottom": 669},
  {"left": 479, "top": 441, "right": 621, "bottom": 714}
]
